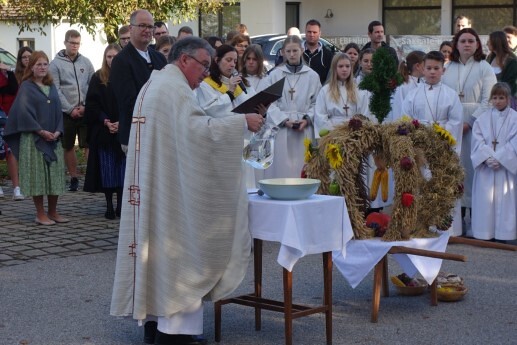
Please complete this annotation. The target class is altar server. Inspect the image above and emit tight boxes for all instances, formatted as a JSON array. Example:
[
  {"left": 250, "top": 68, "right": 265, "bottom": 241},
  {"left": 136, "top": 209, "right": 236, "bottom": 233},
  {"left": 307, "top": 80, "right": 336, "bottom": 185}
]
[
  {"left": 265, "top": 35, "right": 321, "bottom": 178},
  {"left": 471, "top": 82, "right": 517, "bottom": 241},
  {"left": 442, "top": 28, "right": 497, "bottom": 228}
]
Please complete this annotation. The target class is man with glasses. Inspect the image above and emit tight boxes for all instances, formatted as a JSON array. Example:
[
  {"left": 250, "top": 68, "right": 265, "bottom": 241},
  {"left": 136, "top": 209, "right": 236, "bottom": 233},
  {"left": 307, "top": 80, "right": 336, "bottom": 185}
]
[
  {"left": 49, "top": 29, "right": 95, "bottom": 192},
  {"left": 110, "top": 9, "right": 167, "bottom": 151},
  {"left": 149, "top": 21, "right": 169, "bottom": 50},
  {"left": 111, "top": 36, "right": 263, "bottom": 345},
  {"left": 117, "top": 25, "right": 131, "bottom": 49}
]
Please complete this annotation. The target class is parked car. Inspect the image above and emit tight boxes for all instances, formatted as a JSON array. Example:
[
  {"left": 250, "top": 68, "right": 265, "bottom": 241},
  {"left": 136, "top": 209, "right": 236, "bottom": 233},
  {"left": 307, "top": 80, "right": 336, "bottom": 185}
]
[
  {"left": 250, "top": 34, "right": 341, "bottom": 71},
  {"left": 0, "top": 48, "right": 17, "bottom": 68}
]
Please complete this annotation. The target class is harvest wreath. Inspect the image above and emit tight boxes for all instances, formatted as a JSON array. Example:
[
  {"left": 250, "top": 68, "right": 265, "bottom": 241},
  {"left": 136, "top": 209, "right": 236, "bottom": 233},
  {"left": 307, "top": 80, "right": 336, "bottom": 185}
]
[{"left": 304, "top": 115, "right": 464, "bottom": 240}]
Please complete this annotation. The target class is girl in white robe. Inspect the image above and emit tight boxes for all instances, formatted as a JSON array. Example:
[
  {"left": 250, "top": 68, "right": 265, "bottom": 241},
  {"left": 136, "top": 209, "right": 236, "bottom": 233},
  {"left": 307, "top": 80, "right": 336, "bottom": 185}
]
[
  {"left": 390, "top": 50, "right": 425, "bottom": 122},
  {"left": 241, "top": 44, "right": 270, "bottom": 92},
  {"left": 402, "top": 51, "right": 464, "bottom": 236},
  {"left": 314, "top": 52, "right": 370, "bottom": 138},
  {"left": 264, "top": 35, "right": 321, "bottom": 178},
  {"left": 471, "top": 82, "right": 517, "bottom": 241},
  {"left": 442, "top": 28, "right": 497, "bottom": 229},
  {"left": 196, "top": 45, "right": 264, "bottom": 188}
]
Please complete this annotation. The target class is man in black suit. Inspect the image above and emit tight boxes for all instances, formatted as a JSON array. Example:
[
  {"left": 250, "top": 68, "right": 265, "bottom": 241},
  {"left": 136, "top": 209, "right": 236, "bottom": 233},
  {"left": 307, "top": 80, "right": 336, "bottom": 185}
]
[{"left": 110, "top": 9, "right": 167, "bottom": 150}]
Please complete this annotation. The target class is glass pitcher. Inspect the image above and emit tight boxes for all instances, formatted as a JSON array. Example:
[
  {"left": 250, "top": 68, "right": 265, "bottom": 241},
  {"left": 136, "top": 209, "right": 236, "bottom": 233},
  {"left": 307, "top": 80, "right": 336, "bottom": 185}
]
[{"left": 243, "top": 124, "right": 279, "bottom": 169}]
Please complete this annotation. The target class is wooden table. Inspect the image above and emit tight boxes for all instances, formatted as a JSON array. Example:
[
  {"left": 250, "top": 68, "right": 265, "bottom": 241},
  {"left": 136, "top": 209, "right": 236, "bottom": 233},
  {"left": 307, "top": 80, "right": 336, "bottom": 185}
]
[{"left": 214, "top": 194, "right": 354, "bottom": 345}]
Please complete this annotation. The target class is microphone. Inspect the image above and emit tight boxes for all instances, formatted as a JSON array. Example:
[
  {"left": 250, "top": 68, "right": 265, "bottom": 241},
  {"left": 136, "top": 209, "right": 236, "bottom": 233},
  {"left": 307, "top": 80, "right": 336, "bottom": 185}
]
[{"left": 232, "top": 69, "right": 247, "bottom": 94}]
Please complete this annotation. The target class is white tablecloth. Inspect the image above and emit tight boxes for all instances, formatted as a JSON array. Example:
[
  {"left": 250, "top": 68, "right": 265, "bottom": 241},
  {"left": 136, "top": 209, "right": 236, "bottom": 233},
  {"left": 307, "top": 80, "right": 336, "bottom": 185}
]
[
  {"left": 333, "top": 232, "right": 450, "bottom": 288},
  {"left": 248, "top": 193, "right": 354, "bottom": 271}
]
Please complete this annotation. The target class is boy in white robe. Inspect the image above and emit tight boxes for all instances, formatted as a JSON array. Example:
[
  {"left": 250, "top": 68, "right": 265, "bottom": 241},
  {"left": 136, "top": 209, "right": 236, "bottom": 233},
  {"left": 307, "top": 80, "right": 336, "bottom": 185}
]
[
  {"left": 471, "top": 82, "right": 517, "bottom": 241},
  {"left": 402, "top": 51, "right": 464, "bottom": 236}
]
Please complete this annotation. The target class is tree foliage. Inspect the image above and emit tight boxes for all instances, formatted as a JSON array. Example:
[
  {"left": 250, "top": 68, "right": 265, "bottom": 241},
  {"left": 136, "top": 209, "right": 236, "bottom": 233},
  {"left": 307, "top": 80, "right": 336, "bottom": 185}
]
[{"left": 0, "top": 0, "right": 230, "bottom": 42}]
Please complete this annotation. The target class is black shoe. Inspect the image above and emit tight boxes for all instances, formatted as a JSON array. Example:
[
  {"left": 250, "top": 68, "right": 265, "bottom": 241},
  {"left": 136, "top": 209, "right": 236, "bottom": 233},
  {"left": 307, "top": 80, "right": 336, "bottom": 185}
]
[
  {"left": 105, "top": 208, "right": 116, "bottom": 220},
  {"left": 154, "top": 330, "right": 207, "bottom": 345},
  {"left": 143, "top": 321, "right": 157, "bottom": 344},
  {"left": 68, "top": 177, "right": 79, "bottom": 192}
]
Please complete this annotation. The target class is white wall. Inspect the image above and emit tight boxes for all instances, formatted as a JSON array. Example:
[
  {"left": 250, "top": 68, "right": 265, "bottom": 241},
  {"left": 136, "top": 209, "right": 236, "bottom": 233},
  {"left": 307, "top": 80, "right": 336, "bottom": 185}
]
[{"left": 241, "top": 0, "right": 285, "bottom": 35}]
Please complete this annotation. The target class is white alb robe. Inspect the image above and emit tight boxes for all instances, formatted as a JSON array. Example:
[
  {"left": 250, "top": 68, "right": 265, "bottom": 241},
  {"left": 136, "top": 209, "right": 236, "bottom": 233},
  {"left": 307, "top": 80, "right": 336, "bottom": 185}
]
[
  {"left": 264, "top": 64, "right": 321, "bottom": 178},
  {"left": 196, "top": 77, "right": 258, "bottom": 188},
  {"left": 246, "top": 74, "right": 270, "bottom": 92},
  {"left": 111, "top": 64, "right": 252, "bottom": 320},
  {"left": 471, "top": 107, "right": 517, "bottom": 240},
  {"left": 390, "top": 76, "right": 421, "bottom": 122},
  {"left": 442, "top": 58, "right": 497, "bottom": 208},
  {"left": 314, "top": 82, "right": 370, "bottom": 138},
  {"left": 402, "top": 82, "right": 464, "bottom": 236}
]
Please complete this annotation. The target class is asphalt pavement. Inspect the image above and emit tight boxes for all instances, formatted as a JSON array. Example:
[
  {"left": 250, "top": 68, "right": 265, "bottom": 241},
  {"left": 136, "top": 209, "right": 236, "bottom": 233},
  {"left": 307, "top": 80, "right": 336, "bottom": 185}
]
[{"left": 1, "top": 180, "right": 516, "bottom": 345}]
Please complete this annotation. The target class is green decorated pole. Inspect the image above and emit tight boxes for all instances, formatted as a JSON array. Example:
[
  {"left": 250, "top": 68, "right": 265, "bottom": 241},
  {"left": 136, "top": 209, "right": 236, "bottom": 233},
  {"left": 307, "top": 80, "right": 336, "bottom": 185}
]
[{"left": 359, "top": 48, "right": 403, "bottom": 123}]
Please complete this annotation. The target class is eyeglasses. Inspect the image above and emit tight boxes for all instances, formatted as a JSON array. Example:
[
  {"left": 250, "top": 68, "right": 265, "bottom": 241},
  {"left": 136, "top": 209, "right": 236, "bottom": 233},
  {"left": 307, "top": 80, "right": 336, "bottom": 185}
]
[
  {"left": 187, "top": 55, "right": 210, "bottom": 73},
  {"left": 66, "top": 41, "right": 81, "bottom": 46},
  {"left": 132, "top": 23, "right": 155, "bottom": 31}
]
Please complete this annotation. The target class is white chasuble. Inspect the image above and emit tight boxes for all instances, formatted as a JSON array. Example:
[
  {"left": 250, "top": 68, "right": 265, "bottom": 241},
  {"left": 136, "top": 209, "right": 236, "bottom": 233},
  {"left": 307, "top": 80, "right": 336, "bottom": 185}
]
[
  {"left": 111, "top": 64, "right": 252, "bottom": 320},
  {"left": 471, "top": 107, "right": 517, "bottom": 240}
]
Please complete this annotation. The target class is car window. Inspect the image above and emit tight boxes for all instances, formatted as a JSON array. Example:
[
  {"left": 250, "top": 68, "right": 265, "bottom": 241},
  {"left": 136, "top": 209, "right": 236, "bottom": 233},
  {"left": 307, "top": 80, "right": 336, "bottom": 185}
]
[
  {"left": 271, "top": 40, "right": 285, "bottom": 56},
  {"left": 0, "top": 50, "right": 17, "bottom": 66}
]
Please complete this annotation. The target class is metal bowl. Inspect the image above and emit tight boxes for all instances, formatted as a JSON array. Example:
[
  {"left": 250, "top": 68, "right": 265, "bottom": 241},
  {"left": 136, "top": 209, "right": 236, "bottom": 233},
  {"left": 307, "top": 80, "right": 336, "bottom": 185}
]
[{"left": 258, "top": 178, "right": 321, "bottom": 200}]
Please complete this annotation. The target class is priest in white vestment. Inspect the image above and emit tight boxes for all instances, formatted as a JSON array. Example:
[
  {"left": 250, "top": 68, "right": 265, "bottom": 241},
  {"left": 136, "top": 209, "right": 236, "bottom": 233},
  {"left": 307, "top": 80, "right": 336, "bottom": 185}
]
[
  {"left": 471, "top": 83, "right": 517, "bottom": 241},
  {"left": 110, "top": 37, "right": 264, "bottom": 345}
]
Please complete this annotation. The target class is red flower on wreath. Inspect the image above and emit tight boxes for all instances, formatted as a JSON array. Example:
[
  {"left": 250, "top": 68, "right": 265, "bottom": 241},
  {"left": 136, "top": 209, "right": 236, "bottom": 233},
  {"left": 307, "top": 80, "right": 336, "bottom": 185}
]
[
  {"left": 412, "top": 119, "right": 420, "bottom": 128},
  {"left": 400, "top": 157, "right": 413, "bottom": 170},
  {"left": 348, "top": 118, "right": 363, "bottom": 130},
  {"left": 401, "top": 192, "right": 414, "bottom": 207},
  {"left": 387, "top": 78, "right": 398, "bottom": 90}
]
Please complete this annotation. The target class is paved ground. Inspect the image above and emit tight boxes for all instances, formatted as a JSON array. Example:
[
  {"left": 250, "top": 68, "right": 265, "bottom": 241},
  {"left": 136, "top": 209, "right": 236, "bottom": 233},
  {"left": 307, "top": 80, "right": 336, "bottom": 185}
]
[{"left": 1, "top": 180, "right": 517, "bottom": 345}]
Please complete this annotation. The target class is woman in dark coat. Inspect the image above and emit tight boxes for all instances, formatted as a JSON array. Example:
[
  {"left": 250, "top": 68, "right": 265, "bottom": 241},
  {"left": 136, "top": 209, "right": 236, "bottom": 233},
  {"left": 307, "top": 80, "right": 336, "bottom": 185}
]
[{"left": 83, "top": 43, "right": 125, "bottom": 219}]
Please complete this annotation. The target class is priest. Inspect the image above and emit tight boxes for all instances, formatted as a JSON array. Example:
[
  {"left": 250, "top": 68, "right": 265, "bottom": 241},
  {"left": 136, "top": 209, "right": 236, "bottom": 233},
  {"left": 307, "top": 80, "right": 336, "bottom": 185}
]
[{"left": 110, "top": 36, "right": 264, "bottom": 345}]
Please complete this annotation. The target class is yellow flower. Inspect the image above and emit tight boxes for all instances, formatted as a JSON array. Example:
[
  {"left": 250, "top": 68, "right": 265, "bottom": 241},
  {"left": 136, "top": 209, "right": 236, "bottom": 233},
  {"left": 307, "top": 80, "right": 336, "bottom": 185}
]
[
  {"left": 433, "top": 123, "right": 457, "bottom": 146},
  {"left": 304, "top": 138, "right": 313, "bottom": 162},
  {"left": 399, "top": 115, "right": 413, "bottom": 122},
  {"left": 325, "top": 143, "right": 343, "bottom": 169}
]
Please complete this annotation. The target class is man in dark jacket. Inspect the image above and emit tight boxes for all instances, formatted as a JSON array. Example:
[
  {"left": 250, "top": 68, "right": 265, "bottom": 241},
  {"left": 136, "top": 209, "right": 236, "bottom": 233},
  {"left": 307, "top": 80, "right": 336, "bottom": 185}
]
[
  {"left": 302, "top": 19, "right": 334, "bottom": 85},
  {"left": 361, "top": 20, "right": 399, "bottom": 66},
  {"left": 110, "top": 9, "right": 167, "bottom": 150}
]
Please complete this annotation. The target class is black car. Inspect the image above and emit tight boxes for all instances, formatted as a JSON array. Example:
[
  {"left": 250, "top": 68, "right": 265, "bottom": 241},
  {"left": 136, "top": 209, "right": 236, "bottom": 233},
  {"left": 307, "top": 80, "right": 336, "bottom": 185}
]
[{"left": 250, "top": 34, "right": 341, "bottom": 71}]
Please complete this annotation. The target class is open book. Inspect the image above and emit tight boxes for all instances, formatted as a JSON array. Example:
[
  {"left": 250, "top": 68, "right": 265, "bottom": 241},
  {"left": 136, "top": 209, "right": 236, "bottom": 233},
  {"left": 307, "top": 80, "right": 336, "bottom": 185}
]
[{"left": 232, "top": 77, "right": 285, "bottom": 114}]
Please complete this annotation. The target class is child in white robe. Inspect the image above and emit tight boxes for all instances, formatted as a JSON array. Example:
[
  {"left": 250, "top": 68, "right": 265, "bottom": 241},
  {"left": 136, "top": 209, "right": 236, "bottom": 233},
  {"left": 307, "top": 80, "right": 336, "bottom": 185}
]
[
  {"left": 390, "top": 50, "right": 425, "bottom": 121},
  {"left": 314, "top": 52, "right": 370, "bottom": 138},
  {"left": 265, "top": 35, "right": 321, "bottom": 178},
  {"left": 402, "top": 51, "right": 464, "bottom": 236},
  {"left": 471, "top": 82, "right": 517, "bottom": 241}
]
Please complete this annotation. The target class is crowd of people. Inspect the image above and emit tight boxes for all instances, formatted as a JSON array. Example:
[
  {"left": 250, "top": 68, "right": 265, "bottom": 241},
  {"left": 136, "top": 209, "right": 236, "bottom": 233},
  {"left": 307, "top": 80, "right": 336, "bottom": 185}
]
[{"left": 1, "top": 9, "right": 517, "bottom": 344}]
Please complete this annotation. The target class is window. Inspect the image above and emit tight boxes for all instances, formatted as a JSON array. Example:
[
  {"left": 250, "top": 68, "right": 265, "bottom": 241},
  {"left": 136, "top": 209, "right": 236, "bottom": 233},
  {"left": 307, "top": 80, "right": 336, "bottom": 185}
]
[
  {"left": 286, "top": 2, "right": 300, "bottom": 32},
  {"left": 453, "top": 0, "right": 514, "bottom": 34},
  {"left": 18, "top": 38, "right": 35, "bottom": 50},
  {"left": 383, "top": 0, "right": 441, "bottom": 35},
  {"left": 199, "top": 3, "right": 240, "bottom": 39}
]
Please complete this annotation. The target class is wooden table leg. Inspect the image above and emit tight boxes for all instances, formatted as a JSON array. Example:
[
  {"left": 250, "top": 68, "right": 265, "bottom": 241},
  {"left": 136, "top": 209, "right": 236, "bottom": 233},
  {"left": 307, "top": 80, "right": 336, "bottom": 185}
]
[
  {"left": 381, "top": 255, "right": 389, "bottom": 297},
  {"left": 254, "top": 239, "right": 263, "bottom": 331},
  {"left": 371, "top": 255, "right": 386, "bottom": 323},
  {"left": 323, "top": 252, "right": 333, "bottom": 345},
  {"left": 214, "top": 300, "right": 222, "bottom": 342},
  {"left": 283, "top": 268, "right": 293, "bottom": 345},
  {"left": 430, "top": 280, "right": 438, "bottom": 306}
]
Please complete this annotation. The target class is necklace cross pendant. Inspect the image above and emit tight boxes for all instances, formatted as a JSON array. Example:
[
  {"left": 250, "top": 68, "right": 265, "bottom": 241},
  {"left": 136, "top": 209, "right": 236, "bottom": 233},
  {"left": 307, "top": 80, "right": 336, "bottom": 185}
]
[
  {"left": 492, "top": 139, "right": 499, "bottom": 150},
  {"left": 288, "top": 88, "right": 296, "bottom": 100},
  {"left": 343, "top": 104, "right": 350, "bottom": 116}
]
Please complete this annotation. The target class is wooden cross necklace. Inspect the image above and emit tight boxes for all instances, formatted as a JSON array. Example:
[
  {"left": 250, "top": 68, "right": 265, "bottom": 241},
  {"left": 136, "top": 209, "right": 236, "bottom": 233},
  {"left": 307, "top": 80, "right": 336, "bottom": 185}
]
[
  {"left": 285, "top": 72, "right": 302, "bottom": 101},
  {"left": 457, "top": 60, "right": 475, "bottom": 100},
  {"left": 490, "top": 107, "right": 510, "bottom": 150}
]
